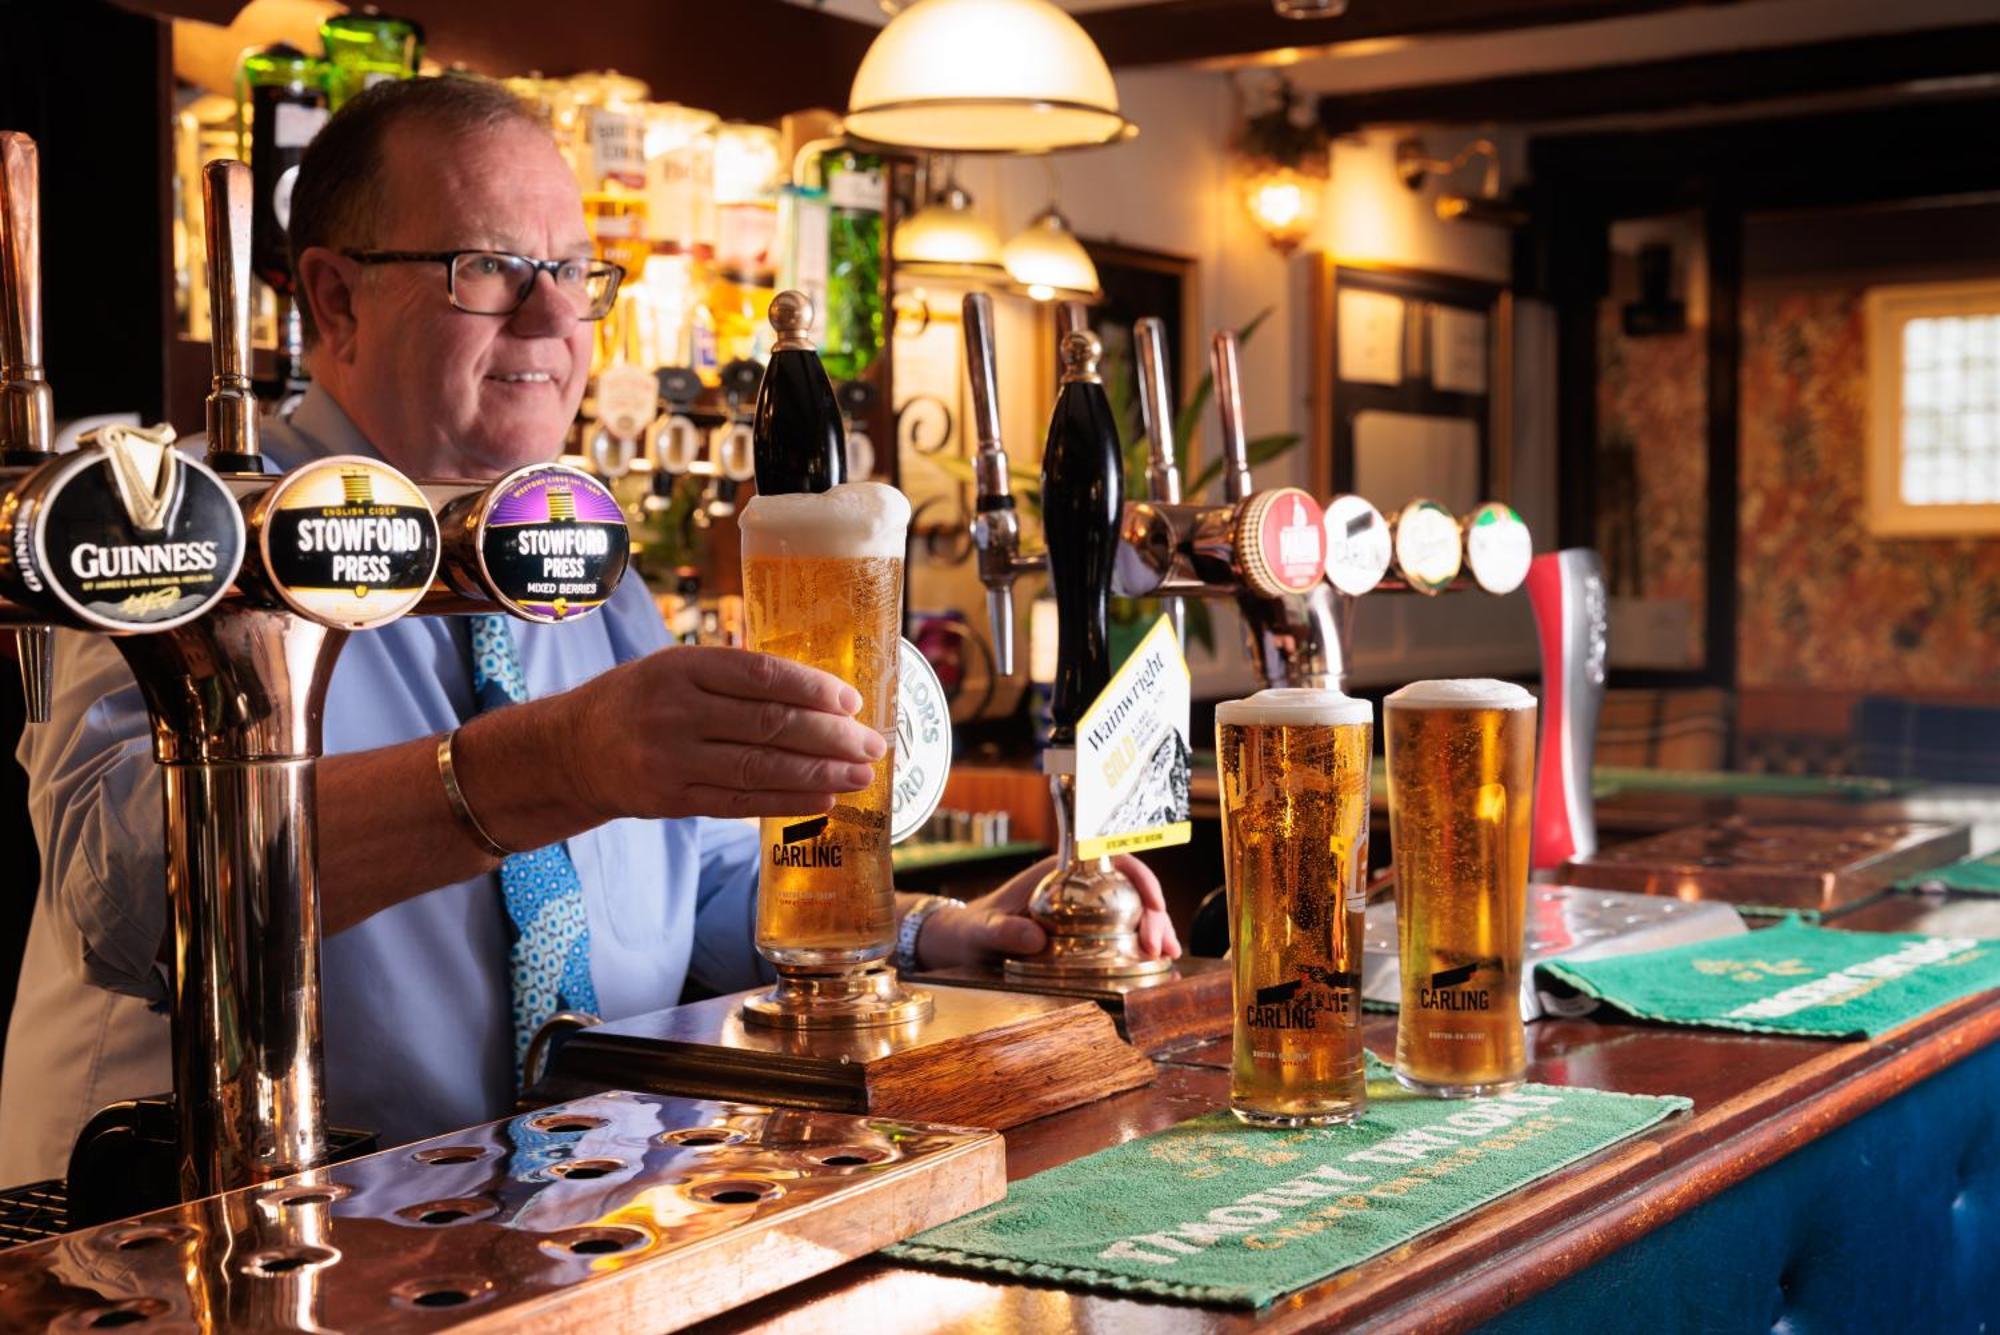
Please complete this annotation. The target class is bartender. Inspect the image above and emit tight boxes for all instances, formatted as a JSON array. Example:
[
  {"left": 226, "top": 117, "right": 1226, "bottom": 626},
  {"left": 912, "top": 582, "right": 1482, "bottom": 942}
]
[{"left": 0, "top": 76, "right": 1179, "bottom": 1182}]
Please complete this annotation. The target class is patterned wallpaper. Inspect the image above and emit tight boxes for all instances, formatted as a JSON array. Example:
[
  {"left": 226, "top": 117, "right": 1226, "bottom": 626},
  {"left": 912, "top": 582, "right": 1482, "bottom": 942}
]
[
  {"left": 1738, "top": 286, "right": 2000, "bottom": 691},
  {"left": 1596, "top": 306, "right": 1708, "bottom": 665}
]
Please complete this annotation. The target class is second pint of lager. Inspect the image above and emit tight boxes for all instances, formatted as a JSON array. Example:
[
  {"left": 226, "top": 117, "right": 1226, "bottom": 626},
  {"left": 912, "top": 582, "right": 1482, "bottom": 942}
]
[
  {"left": 1385, "top": 678, "right": 1537, "bottom": 1097},
  {"left": 1216, "top": 688, "right": 1372, "bottom": 1126},
  {"left": 738, "top": 482, "right": 910, "bottom": 967}
]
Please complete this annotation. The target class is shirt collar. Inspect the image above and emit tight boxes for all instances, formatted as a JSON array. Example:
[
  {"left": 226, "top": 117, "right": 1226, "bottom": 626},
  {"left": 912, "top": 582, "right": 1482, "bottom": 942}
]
[{"left": 261, "top": 386, "right": 382, "bottom": 471}]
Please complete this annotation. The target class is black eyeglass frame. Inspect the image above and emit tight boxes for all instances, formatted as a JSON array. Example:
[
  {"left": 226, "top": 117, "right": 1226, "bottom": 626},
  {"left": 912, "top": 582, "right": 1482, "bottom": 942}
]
[{"left": 341, "top": 248, "right": 626, "bottom": 320}]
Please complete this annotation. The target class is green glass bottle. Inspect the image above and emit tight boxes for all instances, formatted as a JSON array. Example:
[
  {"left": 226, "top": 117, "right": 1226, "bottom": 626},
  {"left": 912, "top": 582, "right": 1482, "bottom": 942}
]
[
  {"left": 236, "top": 43, "right": 328, "bottom": 397},
  {"left": 319, "top": 7, "right": 424, "bottom": 110},
  {"left": 816, "top": 148, "right": 884, "bottom": 383}
]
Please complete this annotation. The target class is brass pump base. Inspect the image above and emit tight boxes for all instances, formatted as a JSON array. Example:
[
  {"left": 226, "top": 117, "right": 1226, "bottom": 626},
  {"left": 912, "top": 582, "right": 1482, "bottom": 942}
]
[
  {"left": 1003, "top": 853, "right": 1174, "bottom": 982},
  {"left": 742, "top": 961, "right": 935, "bottom": 1030}
]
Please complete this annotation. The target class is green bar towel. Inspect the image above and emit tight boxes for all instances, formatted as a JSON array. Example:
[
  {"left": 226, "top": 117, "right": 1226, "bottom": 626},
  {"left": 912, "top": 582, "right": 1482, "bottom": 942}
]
[
  {"left": 1897, "top": 850, "right": 2000, "bottom": 894},
  {"left": 1540, "top": 919, "right": 2000, "bottom": 1038},
  {"left": 885, "top": 1071, "right": 1687, "bottom": 1308}
]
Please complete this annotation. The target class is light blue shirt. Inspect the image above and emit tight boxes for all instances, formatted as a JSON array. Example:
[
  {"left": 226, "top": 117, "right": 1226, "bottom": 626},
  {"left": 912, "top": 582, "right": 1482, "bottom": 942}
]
[{"left": 0, "top": 388, "right": 767, "bottom": 1181}]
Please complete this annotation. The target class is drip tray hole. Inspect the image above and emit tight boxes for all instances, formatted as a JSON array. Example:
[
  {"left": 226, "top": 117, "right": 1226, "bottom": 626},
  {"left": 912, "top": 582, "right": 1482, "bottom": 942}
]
[
  {"left": 544, "top": 1157, "right": 623, "bottom": 1181},
  {"left": 412, "top": 1145, "right": 491, "bottom": 1166},
  {"left": 390, "top": 1276, "right": 495, "bottom": 1311},
  {"left": 242, "top": 1245, "right": 339, "bottom": 1277},
  {"left": 686, "top": 1177, "right": 784, "bottom": 1206},
  {"left": 262, "top": 1182, "right": 352, "bottom": 1211},
  {"left": 395, "top": 1196, "right": 498, "bottom": 1227},
  {"left": 538, "top": 1225, "right": 653, "bottom": 1260},
  {"left": 524, "top": 1113, "right": 608, "bottom": 1134},
  {"left": 802, "top": 1145, "right": 893, "bottom": 1168},
  {"left": 661, "top": 1127, "right": 748, "bottom": 1148},
  {"left": 100, "top": 1225, "right": 193, "bottom": 1254}
]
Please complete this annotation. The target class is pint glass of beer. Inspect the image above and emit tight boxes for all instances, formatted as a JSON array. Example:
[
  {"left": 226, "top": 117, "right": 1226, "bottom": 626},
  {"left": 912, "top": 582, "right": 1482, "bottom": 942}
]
[
  {"left": 738, "top": 482, "right": 910, "bottom": 969},
  {"left": 1385, "top": 679, "right": 1537, "bottom": 1097},
  {"left": 1216, "top": 687, "right": 1373, "bottom": 1126}
]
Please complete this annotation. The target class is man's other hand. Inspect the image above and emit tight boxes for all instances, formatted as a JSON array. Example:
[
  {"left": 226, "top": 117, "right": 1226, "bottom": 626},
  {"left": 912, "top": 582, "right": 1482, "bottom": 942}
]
[
  {"left": 564, "top": 646, "right": 885, "bottom": 821},
  {"left": 915, "top": 854, "right": 1184, "bottom": 969}
]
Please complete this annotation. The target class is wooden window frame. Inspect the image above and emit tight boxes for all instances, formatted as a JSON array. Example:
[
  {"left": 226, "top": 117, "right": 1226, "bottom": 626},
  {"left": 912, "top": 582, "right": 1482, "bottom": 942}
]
[{"left": 1865, "top": 277, "right": 2000, "bottom": 537}]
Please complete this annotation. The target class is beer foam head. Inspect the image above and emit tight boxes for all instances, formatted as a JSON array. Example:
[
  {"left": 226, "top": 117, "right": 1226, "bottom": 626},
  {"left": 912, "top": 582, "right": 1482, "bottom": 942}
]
[
  {"left": 1215, "top": 687, "right": 1371, "bottom": 728},
  {"left": 738, "top": 482, "right": 911, "bottom": 560},
  {"left": 1385, "top": 678, "right": 1536, "bottom": 711}
]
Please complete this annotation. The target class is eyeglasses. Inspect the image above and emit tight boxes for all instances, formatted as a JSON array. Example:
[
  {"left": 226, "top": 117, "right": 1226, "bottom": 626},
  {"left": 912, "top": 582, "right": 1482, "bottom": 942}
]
[{"left": 342, "top": 249, "right": 626, "bottom": 320}]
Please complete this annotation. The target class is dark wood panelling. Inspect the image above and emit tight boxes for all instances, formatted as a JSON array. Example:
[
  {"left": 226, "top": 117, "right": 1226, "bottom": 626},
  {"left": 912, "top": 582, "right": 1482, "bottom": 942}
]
[{"left": 1317, "top": 22, "right": 2000, "bottom": 134}]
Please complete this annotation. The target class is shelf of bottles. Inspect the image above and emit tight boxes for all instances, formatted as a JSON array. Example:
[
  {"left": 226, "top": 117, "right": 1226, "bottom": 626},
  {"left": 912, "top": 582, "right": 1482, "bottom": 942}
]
[{"left": 168, "top": 20, "right": 897, "bottom": 643}]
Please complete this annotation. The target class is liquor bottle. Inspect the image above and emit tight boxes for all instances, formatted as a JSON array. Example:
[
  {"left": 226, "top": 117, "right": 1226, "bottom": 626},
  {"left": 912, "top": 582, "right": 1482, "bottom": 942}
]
[
  {"left": 319, "top": 7, "right": 424, "bottom": 110},
  {"left": 236, "top": 43, "right": 328, "bottom": 401},
  {"left": 816, "top": 148, "right": 885, "bottom": 383}
]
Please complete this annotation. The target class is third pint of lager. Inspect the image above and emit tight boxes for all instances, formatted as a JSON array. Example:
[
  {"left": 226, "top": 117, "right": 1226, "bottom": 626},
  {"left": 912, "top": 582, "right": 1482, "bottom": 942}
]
[
  {"left": 1385, "top": 678, "right": 1537, "bottom": 1096},
  {"left": 1216, "top": 688, "right": 1373, "bottom": 1126},
  {"left": 738, "top": 482, "right": 910, "bottom": 966}
]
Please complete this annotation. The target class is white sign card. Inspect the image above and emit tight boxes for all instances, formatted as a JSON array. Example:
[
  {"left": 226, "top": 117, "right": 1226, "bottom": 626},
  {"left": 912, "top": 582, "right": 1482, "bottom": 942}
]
[
  {"left": 1071, "top": 616, "right": 1193, "bottom": 861},
  {"left": 1337, "top": 288, "right": 1405, "bottom": 387},
  {"left": 1430, "top": 306, "right": 1489, "bottom": 395}
]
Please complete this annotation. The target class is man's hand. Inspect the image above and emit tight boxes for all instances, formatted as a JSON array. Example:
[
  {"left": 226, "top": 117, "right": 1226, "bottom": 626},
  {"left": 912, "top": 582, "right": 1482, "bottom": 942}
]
[
  {"left": 560, "top": 646, "right": 884, "bottom": 822},
  {"left": 915, "top": 854, "right": 1184, "bottom": 970}
]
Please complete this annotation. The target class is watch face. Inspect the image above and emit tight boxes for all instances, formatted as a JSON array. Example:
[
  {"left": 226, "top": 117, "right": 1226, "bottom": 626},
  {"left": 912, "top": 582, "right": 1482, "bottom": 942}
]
[
  {"left": 1463, "top": 501, "right": 1533, "bottom": 595},
  {"left": 891, "top": 637, "right": 951, "bottom": 845},
  {"left": 477, "top": 464, "right": 630, "bottom": 622},
  {"left": 1322, "top": 493, "right": 1391, "bottom": 596},
  {"left": 24, "top": 445, "right": 245, "bottom": 631},
  {"left": 1393, "top": 498, "right": 1463, "bottom": 596},
  {"left": 259, "top": 456, "right": 440, "bottom": 629}
]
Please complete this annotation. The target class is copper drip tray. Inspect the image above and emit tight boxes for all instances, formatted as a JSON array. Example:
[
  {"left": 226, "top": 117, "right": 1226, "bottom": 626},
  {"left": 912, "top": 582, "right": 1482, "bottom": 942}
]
[
  {"left": 0, "top": 1091, "right": 1004, "bottom": 1332},
  {"left": 1562, "top": 816, "right": 1971, "bottom": 916}
]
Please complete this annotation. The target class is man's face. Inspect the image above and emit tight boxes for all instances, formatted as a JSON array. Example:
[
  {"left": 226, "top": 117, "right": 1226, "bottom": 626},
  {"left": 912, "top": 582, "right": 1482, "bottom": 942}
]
[{"left": 327, "top": 119, "right": 595, "bottom": 477}]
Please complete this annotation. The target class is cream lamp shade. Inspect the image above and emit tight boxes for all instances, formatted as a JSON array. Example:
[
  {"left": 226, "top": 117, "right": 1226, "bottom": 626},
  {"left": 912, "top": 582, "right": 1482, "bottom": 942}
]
[
  {"left": 846, "top": 0, "right": 1135, "bottom": 153},
  {"left": 1002, "top": 207, "right": 1099, "bottom": 302},
  {"left": 893, "top": 185, "right": 1006, "bottom": 282}
]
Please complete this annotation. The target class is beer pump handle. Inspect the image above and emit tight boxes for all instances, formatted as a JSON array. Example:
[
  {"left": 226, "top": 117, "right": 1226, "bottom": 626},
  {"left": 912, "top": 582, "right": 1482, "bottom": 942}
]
[
  {"left": 1041, "top": 330, "right": 1120, "bottom": 746},
  {"left": 0, "top": 132, "right": 54, "bottom": 721},
  {"left": 752, "top": 290, "right": 845, "bottom": 496},
  {"left": 964, "top": 290, "right": 1033, "bottom": 677},
  {"left": 202, "top": 159, "right": 261, "bottom": 472},
  {"left": 1526, "top": 549, "right": 1608, "bottom": 871},
  {"left": 0, "top": 133, "right": 51, "bottom": 462},
  {"left": 1133, "top": 316, "right": 1186, "bottom": 649},
  {"left": 1210, "top": 330, "right": 1255, "bottom": 506}
]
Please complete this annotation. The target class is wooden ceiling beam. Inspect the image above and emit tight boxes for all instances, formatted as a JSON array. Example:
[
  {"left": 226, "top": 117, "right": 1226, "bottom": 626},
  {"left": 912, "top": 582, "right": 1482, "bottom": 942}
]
[
  {"left": 1077, "top": 0, "right": 1770, "bottom": 69},
  {"left": 1315, "top": 22, "right": 2000, "bottom": 133},
  {"left": 118, "top": 0, "right": 879, "bottom": 121}
]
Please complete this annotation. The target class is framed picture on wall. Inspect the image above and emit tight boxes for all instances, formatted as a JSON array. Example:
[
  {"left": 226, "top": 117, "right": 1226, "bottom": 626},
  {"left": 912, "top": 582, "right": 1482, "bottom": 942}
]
[{"left": 1310, "top": 257, "right": 1514, "bottom": 517}]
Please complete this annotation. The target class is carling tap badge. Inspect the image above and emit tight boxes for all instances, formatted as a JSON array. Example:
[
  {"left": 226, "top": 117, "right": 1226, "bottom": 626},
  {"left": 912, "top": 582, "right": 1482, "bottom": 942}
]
[{"left": 1072, "top": 615, "right": 1192, "bottom": 860}]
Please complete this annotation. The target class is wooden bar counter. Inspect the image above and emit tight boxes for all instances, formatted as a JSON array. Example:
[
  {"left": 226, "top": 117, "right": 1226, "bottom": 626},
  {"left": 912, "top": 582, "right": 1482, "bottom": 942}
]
[{"left": 692, "top": 892, "right": 2000, "bottom": 1333}]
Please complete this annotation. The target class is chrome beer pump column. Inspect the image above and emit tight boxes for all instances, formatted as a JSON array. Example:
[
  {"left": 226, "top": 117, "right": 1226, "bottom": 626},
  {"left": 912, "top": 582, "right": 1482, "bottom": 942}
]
[{"left": 94, "top": 160, "right": 630, "bottom": 1206}]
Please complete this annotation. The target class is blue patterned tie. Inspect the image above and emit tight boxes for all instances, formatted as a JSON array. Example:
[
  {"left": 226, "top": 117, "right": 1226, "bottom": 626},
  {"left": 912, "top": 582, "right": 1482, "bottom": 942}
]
[{"left": 466, "top": 613, "right": 600, "bottom": 1082}]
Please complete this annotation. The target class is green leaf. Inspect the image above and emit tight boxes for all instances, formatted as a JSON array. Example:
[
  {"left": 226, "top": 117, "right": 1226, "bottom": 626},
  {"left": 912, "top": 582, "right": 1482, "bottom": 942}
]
[
  {"left": 1172, "top": 306, "right": 1275, "bottom": 462},
  {"left": 1185, "top": 432, "right": 1301, "bottom": 500},
  {"left": 1184, "top": 597, "right": 1216, "bottom": 656}
]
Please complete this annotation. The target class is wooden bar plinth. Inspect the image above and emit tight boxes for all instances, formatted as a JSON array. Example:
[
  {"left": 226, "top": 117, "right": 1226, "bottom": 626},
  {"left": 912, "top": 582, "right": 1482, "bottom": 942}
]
[
  {"left": 1562, "top": 816, "right": 1970, "bottom": 915},
  {"left": 914, "top": 955, "right": 1235, "bottom": 1055},
  {"left": 528, "top": 984, "right": 1155, "bottom": 1129}
]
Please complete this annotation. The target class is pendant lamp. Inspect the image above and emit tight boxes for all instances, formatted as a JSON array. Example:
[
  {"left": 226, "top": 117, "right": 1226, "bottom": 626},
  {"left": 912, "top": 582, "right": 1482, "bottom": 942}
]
[
  {"left": 1003, "top": 207, "right": 1099, "bottom": 303},
  {"left": 893, "top": 183, "right": 1006, "bottom": 283},
  {"left": 846, "top": 0, "right": 1135, "bottom": 154}
]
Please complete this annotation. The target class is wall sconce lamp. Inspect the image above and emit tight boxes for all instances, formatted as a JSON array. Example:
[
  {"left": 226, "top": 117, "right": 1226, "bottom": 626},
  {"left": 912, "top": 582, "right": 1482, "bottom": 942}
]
[
  {"left": 1395, "top": 135, "right": 1528, "bottom": 228},
  {"left": 1232, "top": 75, "right": 1331, "bottom": 255}
]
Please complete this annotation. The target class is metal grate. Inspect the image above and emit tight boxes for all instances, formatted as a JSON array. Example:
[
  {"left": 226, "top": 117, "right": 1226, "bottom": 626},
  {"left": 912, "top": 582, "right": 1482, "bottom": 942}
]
[{"left": 0, "top": 1178, "right": 69, "bottom": 1248}]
